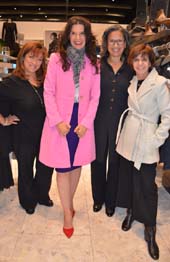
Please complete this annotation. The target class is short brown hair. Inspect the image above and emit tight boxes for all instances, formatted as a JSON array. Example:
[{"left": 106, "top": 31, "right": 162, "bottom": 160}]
[
  {"left": 128, "top": 43, "right": 155, "bottom": 68},
  {"left": 13, "top": 41, "right": 47, "bottom": 84}
]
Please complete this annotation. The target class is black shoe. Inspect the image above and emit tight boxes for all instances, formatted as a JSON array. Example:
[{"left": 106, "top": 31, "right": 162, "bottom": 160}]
[
  {"left": 25, "top": 208, "right": 35, "bottom": 214},
  {"left": 105, "top": 207, "right": 115, "bottom": 217},
  {"left": 38, "top": 199, "right": 54, "bottom": 207},
  {"left": 121, "top": 209, "right": 133, "bottom": 231},
  {"left": 93, "top": 204, "right": 102, "bottom": 212},
  {"left": 144, "top": 226, "right": 159, "bottom": 260}
]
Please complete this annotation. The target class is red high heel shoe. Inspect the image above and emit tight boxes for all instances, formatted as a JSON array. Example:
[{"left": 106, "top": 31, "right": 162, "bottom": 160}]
[{"left": 63, "top": 227, "right": 74, "bottom": 238}]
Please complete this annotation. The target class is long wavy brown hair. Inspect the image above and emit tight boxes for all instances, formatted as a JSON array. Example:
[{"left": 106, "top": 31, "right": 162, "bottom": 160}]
[
  {"left": 13, "top": 41, "right": 47, "bottom": 84},
  {"left": 59, "top": 16, "right": 98, "bottom": 73}
]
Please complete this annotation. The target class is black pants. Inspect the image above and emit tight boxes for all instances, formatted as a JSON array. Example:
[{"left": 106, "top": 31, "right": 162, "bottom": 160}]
[
  {"left": 91, "top": 151, "right": 120, "bottom": 208},
  {"left": 160, "top": 131, "right": 170, "bottom": 170},
  {"left": 34, "top": 160, "right": 53, "bottom": 202},
  {"left": 15, "top": 143, "right": 53, "bottom": 210},
  {"left": 0, "top": 155, "right": 14, "bottom": 190},
  {"left": 117, "top": 156, "right": 158, "bottom": 226}
]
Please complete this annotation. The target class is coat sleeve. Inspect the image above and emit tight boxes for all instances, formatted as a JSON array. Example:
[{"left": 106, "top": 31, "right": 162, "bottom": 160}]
[
  {"left": 44, "top": 53, "right": 63, "bottom": 127},
  {"left": 79, "top": 67, "right": 100, "bottom": 129},
  {"left": 153, "top": 82, "right": 170, "bottom": 148}
]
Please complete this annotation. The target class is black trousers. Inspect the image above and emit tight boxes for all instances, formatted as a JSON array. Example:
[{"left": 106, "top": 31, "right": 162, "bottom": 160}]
[
  {"left": 34, "top": 160, "right": 53, "bottom": 202},
  {"left": 0, "top": 155, "right": 14, "bottom": 190},
  {"left": 15, "top": 143, "right": 53, "bottom": 210},
  {"left": 117, "top": 156, "right": 158, "bottom": 226},
  {"left": 91, "top": 151, "right": 120, "bottom": 208},
  {"left": 160, "top": 131, "right": 170, "bottom": 170}
]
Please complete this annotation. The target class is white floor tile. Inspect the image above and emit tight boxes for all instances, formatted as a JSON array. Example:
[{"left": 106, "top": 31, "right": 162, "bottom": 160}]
[{"left": 0, "top": 161, "right": 170, "bottom": 261}]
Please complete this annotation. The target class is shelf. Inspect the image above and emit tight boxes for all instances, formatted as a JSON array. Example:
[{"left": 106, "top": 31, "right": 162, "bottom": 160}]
[
  {"left": 131, "top": 29, "right": 170, "bottom": 45},
  {"left": 0, "top": 54, "right": 17, "bottom": 60}
]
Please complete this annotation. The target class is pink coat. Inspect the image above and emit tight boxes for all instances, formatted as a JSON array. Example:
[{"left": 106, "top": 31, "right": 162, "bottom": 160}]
[{"left": 39, "top": 53, "right": 100, "bottom": 168}]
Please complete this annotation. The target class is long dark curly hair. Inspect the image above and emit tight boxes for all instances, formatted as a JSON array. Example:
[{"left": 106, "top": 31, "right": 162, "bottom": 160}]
[{"left": 59, "top": 16, "right": 98, "bottom": 73}]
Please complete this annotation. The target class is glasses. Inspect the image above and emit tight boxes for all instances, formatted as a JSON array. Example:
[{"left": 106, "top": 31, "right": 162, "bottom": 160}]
[{"left": 109, "top": 39, "right": 125, "bottom": 45}]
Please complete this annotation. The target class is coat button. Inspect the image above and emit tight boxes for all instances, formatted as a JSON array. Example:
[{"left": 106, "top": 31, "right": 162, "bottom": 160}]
[
  {"left": 112, "top": 89, "right": 115, "bottom": 92},
  {"left": 110, "top": 98, "right": 114, "bottom": 102}
]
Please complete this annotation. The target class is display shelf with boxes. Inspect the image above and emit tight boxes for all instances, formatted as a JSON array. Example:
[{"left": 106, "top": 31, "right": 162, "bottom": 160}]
[{"left": 0, "top": 53, "right": 16, "bottom": 80}]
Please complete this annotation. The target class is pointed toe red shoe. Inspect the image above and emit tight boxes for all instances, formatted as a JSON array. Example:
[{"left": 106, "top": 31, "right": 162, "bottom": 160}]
[{"left": 63, "top": 227, "right": 74, "bottom": 238}]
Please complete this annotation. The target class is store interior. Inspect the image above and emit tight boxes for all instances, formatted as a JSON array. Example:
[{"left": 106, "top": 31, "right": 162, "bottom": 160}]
[{"left": 0, "top": 0, "right": 170, "bottom": 261}]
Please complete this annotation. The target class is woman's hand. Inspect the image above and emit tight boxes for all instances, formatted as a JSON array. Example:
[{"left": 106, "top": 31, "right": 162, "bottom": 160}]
[
  {"left": 0, "top": 114, "right": 20, "bottom": 126},
  {"left": 57, "top": 121, "right": 71, "bottom": 136},
  {"left": 74, "top": 124, "right": 87, "bottom": 138}
]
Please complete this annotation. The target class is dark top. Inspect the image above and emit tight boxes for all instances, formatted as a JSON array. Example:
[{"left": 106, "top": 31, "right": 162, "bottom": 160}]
[
  {"left": 0, "top": 96, "right": 12, "bottom": 156},
  {"left": 48, "top": 39, "right": 58, "bottom": 56},
  {"left": 136, "top": 79, "right": 144, "bottom": 91},
  {"left": 94, "top": 57, "right": 133, "bottom": 162},
  {"left": 2, "top": 22, "right": 18, "bottom": 48},
  {"left": 0, "top": 75, "right": 45, "bottom": 149}
]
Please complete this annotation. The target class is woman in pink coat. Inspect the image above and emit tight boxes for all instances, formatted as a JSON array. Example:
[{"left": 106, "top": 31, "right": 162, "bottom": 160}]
[{"left": 39, "top": 16, "right": 100, "bottom": 238}]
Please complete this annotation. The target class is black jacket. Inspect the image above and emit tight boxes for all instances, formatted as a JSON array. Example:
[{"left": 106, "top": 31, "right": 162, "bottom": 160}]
[{"left": 0, "top": 75, "right": 45, "bottom": 153}]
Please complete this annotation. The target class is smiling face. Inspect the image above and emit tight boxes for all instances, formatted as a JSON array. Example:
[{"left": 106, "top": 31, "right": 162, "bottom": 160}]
[
  {"left": 132, "top": 53, "right": 151, "bottom": 80},
  {"left": 23, "top": 51, "right": 43, "bottom": 76},
  {"left": 107, "top": 30, "right": 126, "bottom": 59},
  {"left": 69, "top": 23, "right": 86, "bottom": 49}
]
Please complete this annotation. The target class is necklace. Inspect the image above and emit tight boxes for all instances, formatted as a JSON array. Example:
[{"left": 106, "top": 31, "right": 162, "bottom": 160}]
[{"left": 30, "top": 83, "right": 44, "bottom": 107}]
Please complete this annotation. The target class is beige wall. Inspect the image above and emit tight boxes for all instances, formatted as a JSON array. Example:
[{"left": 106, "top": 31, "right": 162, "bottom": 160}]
[{"left": 0, "top": 21, "right": 127, "bottom": 47}]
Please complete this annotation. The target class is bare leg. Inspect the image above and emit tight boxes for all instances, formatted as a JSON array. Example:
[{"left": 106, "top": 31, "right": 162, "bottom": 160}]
[
  {"left": 70, "top": 167, "right": 81, "bottom": 210},
  {"left": 57, "top": 168, "right": 82, "bottom": 228},
  {"left": 57, "top": 172, "right": 72, "bottom": 228}
]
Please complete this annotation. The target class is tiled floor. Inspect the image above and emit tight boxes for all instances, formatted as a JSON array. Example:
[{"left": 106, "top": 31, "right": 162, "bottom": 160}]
[{"left": 0, "top": 160, "right": 170, "bottom": 262}]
